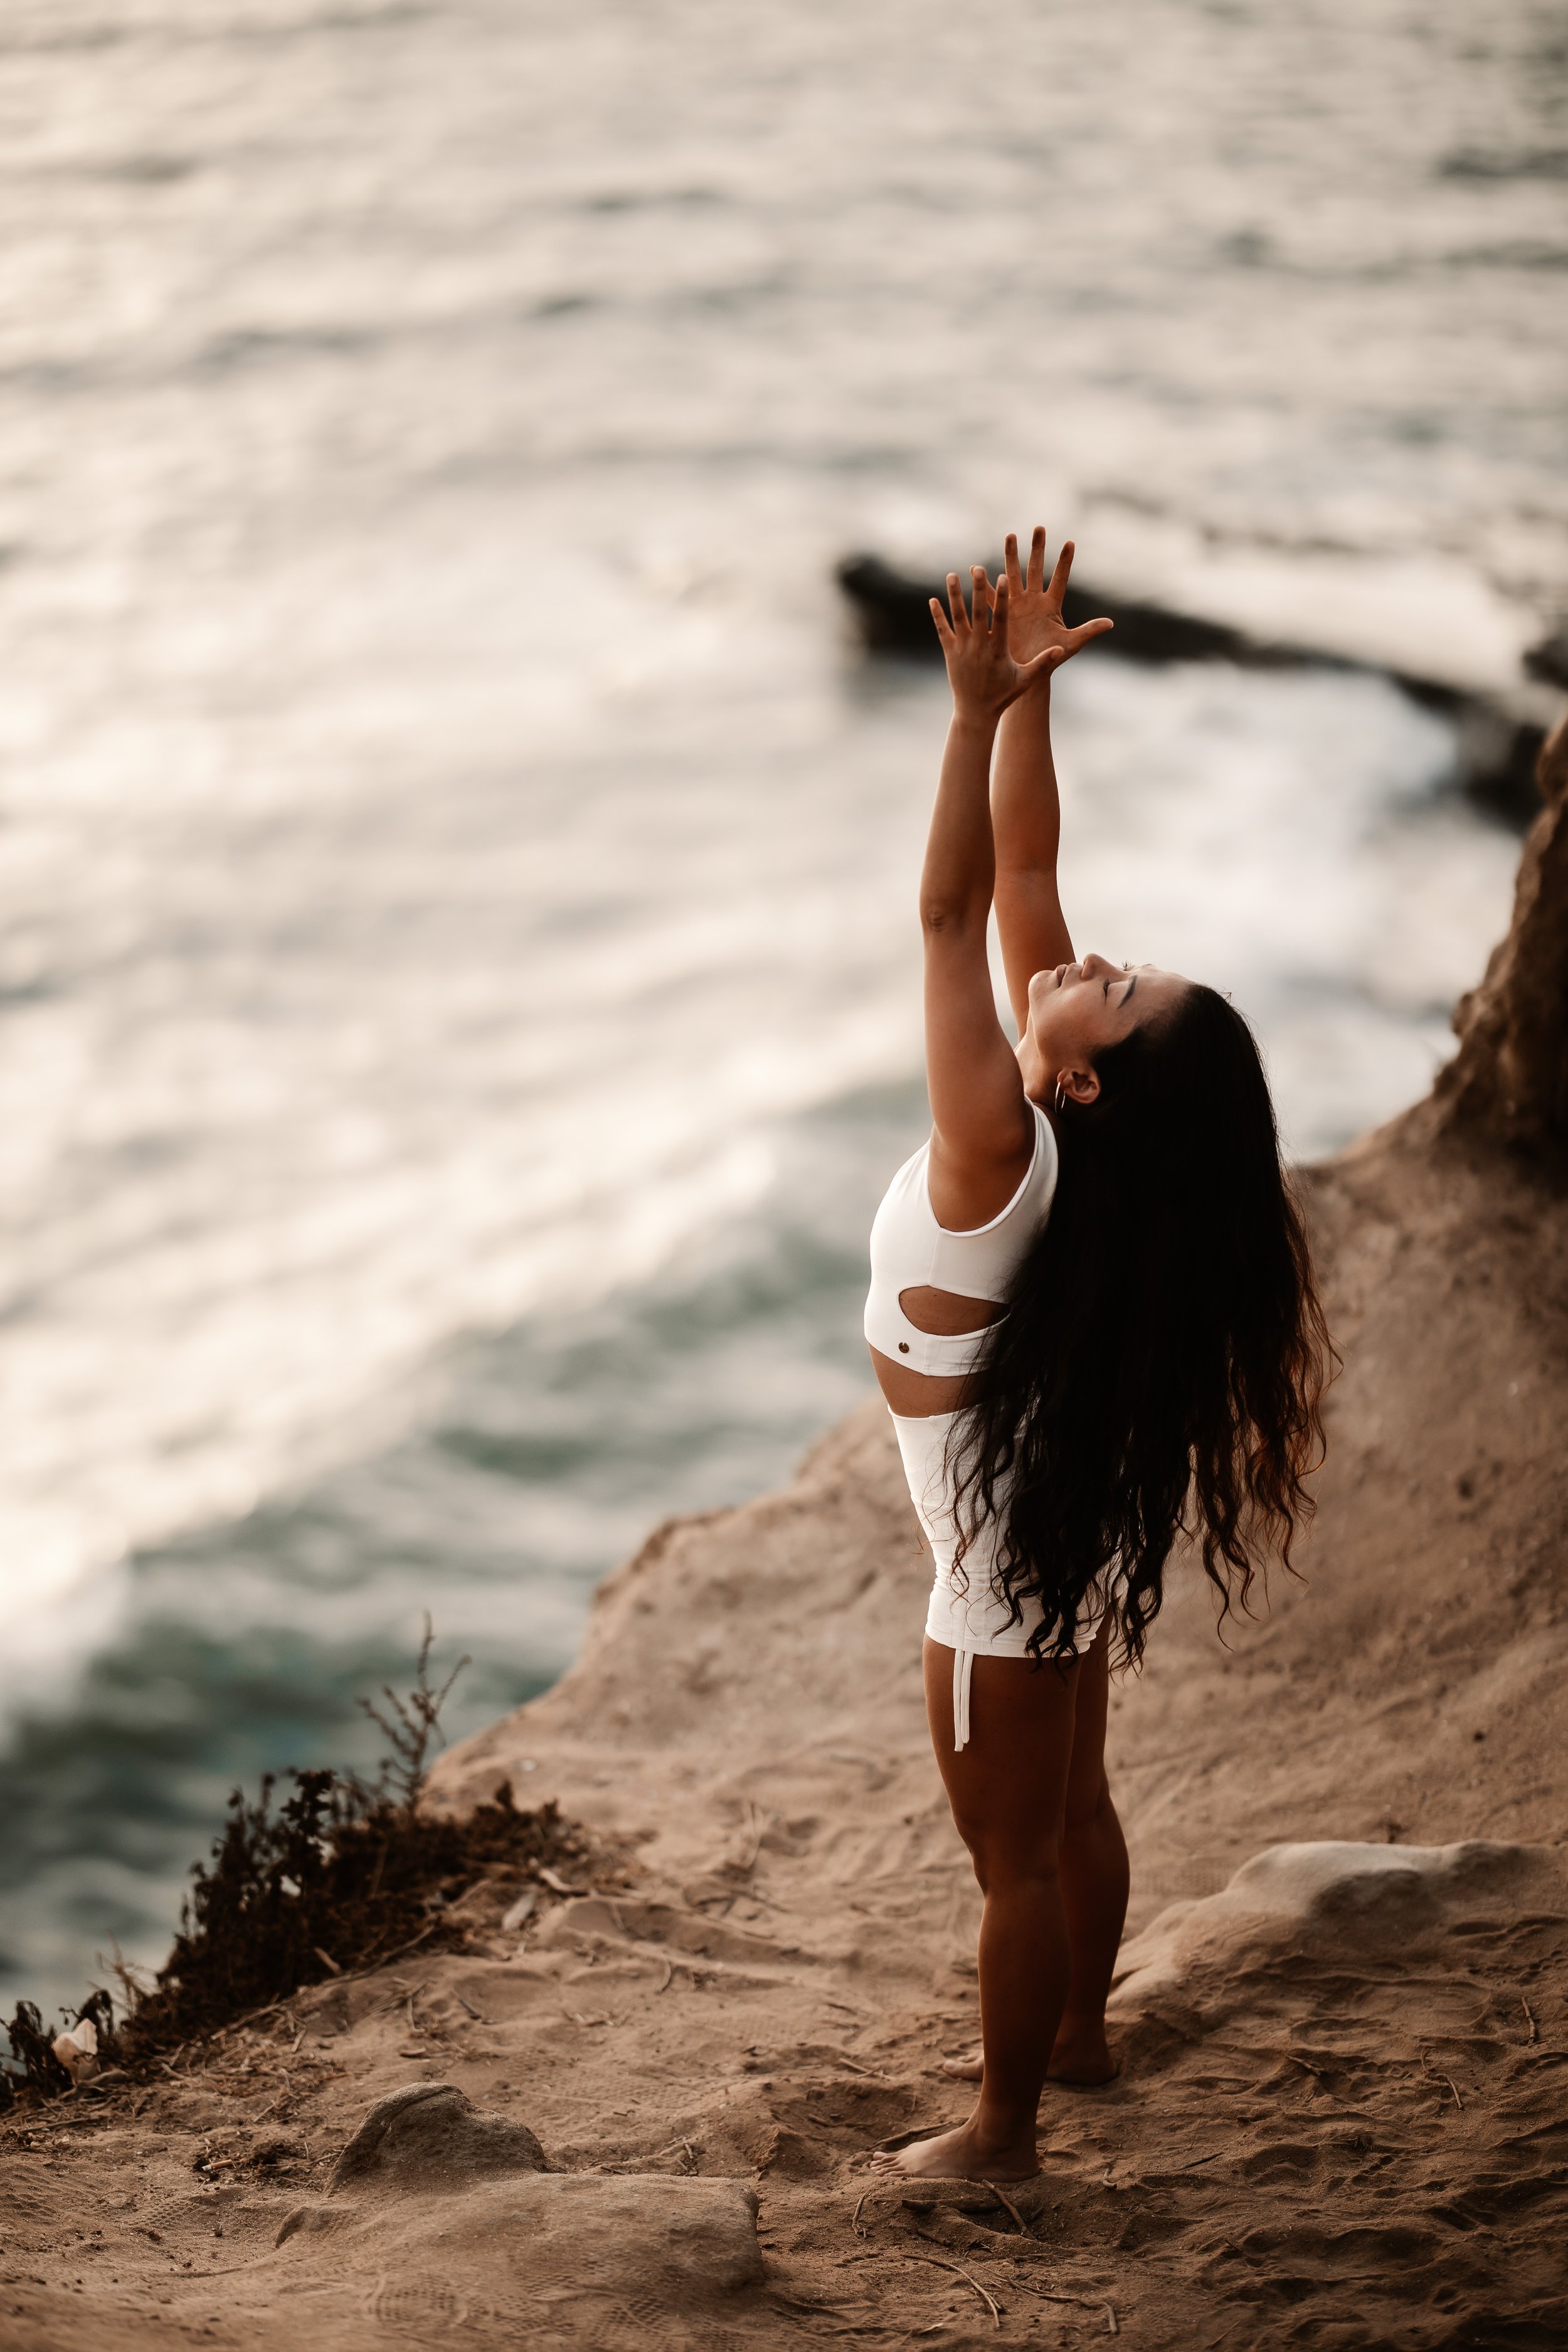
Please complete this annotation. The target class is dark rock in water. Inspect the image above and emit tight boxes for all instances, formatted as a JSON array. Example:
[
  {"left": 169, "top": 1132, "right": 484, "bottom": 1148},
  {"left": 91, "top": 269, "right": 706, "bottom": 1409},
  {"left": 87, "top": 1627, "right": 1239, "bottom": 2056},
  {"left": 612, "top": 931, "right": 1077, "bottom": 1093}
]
[
  {"left": 839, "top": 548, "right": 1314, "bottom": 669},
  {"left": 834, "top": 549, "right": 1547, "bottom": 823},
  {"left": 1525, "top": 624, "right": 1568, "bottom": 691},
  {"left": 1394, "top": 675, "right": 1546, "bottom": 826},
  {"left": 329, "top": 2081, "right": 549, "bottom": 2193},
  {"left": 835, "top": 552, "right": 988, "bottom": 657}
]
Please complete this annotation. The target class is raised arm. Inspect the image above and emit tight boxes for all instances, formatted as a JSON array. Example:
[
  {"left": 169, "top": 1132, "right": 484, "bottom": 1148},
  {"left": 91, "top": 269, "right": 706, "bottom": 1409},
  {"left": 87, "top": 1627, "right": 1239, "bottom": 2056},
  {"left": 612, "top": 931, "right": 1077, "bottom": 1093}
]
[
  {"left": 921, "top": 566, "right": 1055, "bottom": 1229},
  {"left": 990, "top": 529, "right": 1113, "bottom": 1030}
]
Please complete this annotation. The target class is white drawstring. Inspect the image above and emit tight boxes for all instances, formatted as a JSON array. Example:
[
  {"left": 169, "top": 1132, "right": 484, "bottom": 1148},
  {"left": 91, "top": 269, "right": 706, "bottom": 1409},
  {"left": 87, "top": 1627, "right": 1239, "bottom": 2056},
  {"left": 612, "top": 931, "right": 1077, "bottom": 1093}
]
[{"left": 953, "top": 1643, "right": 973, "bottom": 1751}]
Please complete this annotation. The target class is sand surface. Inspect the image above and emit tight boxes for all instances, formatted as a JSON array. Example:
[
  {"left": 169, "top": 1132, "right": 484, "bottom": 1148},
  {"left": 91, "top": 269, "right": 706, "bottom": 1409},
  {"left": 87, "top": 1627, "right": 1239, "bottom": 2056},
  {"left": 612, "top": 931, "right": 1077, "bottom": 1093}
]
[{"left": 6, "top": 750, "right": 1568, "bottom": 2346}]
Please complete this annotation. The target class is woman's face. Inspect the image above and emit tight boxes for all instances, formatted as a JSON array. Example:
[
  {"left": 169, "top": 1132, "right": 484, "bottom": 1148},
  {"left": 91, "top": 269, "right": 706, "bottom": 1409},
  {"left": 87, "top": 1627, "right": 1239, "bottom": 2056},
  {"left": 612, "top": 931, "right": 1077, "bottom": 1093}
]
[{"left": 1025, "top": 954, "right": 1188, "bottom": 1104}]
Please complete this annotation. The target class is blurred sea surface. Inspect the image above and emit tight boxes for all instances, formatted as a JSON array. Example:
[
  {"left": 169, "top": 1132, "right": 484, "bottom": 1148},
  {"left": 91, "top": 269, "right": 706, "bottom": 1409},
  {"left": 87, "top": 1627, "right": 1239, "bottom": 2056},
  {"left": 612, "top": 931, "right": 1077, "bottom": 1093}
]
[{"left": 1, "top": 0, "right": 1564, "bottom": 2005}]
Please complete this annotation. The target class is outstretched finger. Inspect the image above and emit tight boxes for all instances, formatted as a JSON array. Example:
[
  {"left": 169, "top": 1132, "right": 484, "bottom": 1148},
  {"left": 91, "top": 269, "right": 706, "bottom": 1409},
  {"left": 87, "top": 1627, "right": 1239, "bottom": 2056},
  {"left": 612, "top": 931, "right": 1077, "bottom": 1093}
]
[
  {"left": 990, "top": 573, "right": 1012, "bottom": 647},
  {"left": 1004, "top": 532, "right": 1024, "bottom": 600},
  {"left": 930, "top": 595, "right": 957, "bottom": 652},
  {"left": 1063, "top": 614, "right": 1114, "bottom": 652},
  {"left": 1027, "top": 525, "right": 1047, "bottom": 596},
  {"left": 945, "top": 571, "right": 970, "bottom": 633},
  {"left": 1046, "top": 536, "right": 1074, "bottom": 612},
  {"left": 971, "top": 563, "right": 997, "bottom": 633}
]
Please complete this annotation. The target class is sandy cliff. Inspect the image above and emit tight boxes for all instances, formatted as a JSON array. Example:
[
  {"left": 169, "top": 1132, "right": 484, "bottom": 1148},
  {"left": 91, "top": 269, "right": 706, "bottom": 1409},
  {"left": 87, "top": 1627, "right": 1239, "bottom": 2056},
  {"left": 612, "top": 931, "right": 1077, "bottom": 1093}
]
[{"left": 3, "top": 723, "right": 1566, "bottom": 2351}]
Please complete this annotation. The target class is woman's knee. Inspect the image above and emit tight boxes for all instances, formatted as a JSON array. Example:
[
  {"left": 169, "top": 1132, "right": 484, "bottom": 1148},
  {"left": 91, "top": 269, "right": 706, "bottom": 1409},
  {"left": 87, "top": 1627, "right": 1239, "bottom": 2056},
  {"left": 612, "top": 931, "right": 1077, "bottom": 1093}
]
[
  {"left": 953, "top": 1816, "right": 1064, "bottom": 1893},
  {"left": 1062, "top": 1766, "right": 1112, "bottom": 1840}
]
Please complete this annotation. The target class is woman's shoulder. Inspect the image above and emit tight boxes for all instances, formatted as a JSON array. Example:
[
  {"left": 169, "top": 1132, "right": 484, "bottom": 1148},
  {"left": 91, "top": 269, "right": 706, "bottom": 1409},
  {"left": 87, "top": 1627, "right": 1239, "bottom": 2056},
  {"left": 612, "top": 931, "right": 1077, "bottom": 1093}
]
[
  {"left": 1020, "top": 1097, "right": 1059, "bottom": 1218},
  {"left": 927, "top": 1102, "right": 1054, "bottom": 1239}
]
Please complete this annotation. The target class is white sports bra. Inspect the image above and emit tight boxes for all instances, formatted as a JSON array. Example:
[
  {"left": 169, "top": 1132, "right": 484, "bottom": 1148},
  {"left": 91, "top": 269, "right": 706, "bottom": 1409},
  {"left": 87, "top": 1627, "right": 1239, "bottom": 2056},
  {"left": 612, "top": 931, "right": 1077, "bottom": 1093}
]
[{"left": 864, "top": 1102, "right": 1059, "bottom": 1379}]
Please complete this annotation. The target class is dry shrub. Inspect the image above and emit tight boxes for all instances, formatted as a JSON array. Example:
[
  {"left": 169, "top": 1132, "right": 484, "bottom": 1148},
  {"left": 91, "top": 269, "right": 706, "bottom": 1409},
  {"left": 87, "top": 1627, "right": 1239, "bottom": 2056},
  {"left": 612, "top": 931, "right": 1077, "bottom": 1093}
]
[{"left": 3, "top": 1624, "right": 586, "bottom": 2104}]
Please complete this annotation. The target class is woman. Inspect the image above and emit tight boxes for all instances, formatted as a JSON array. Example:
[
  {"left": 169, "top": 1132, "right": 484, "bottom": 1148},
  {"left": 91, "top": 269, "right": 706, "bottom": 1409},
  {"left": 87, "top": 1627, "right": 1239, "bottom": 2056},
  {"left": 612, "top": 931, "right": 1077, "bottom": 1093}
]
[{"left": 866, "top": 529, "right": 1331, "bottom": 2183}]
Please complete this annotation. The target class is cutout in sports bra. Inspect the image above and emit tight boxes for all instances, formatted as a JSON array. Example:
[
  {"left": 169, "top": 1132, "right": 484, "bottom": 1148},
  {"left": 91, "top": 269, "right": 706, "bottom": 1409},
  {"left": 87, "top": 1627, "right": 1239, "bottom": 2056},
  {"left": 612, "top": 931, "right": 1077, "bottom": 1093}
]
[{"left": 863, "top": 1103, "right": 1059, "bottom": 1379}]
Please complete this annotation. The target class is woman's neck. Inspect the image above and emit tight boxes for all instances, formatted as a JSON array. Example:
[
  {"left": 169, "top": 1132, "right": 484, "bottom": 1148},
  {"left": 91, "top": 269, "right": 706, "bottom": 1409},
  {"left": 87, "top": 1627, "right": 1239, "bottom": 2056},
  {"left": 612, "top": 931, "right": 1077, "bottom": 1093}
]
[{"left": 1015, "top": 1030, "right": 1051, "bottom": 1106}]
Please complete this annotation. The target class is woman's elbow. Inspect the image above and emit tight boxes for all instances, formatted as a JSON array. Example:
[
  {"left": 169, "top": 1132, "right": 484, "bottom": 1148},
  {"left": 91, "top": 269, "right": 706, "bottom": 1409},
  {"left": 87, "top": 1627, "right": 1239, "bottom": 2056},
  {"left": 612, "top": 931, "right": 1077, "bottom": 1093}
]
[{"left": 919, "top": 896, "right": 982, "bottom": 940}]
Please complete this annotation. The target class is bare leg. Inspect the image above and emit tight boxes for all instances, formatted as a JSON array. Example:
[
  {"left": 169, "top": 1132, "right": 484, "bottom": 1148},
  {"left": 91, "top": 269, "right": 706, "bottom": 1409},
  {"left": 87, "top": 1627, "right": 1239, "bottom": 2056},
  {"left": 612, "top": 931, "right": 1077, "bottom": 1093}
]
[
  {"left": 941, "top": 1626, "right": 1125, "bottom": 2086},
  {"left": 872, "top": 1640, "right": 1078, "bottom": 2181},
  {"left": 1051, "top": 1626, "right": 1126, "bottom": 2080}
]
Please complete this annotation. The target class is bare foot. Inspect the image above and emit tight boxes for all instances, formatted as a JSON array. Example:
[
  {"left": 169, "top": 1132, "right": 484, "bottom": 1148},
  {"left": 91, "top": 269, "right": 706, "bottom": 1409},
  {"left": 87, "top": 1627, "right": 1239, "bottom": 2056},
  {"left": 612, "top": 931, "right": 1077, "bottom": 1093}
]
[
  {"left": 871, "top": 2117, "right": 1039, "bottom": 2181},
  {"left": 940, "top": 2031, "right": 1118, "bottom": 2088},
  {"left": 1047, "top": 2025, "right": 1119, "bottom": 2086}
]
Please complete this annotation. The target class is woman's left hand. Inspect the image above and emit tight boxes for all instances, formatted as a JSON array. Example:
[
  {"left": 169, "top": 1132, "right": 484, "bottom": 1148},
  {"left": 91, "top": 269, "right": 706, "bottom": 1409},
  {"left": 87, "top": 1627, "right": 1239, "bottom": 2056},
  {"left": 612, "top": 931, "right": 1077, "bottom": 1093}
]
[{"left": 930, "top": 566, "right": 1057, "bottom": 720}]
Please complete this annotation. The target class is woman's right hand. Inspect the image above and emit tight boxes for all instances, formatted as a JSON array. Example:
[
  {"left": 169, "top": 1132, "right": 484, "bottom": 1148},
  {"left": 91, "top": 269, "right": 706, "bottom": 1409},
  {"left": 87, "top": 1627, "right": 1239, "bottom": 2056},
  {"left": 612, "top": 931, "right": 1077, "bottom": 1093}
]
[
  {"left": 1000, "top": 527, "right": 1114, "bottom": 672},
  {"left": 930, "top": 566, "right": 1057, "bottom": 721}
]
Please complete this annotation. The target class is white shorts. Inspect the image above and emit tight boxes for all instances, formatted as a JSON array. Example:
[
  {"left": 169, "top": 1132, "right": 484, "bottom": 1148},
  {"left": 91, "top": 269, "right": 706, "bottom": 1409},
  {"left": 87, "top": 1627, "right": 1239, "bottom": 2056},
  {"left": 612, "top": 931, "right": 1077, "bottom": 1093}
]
[{"left": 889, "top": 1406, "right": 1106, "bottom": 1749}]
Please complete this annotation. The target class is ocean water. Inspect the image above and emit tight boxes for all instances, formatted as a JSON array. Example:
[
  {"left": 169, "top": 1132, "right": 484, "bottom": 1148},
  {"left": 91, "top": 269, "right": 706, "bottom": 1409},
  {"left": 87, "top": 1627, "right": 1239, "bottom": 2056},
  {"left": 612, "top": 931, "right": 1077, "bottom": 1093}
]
[{"left": 1, "top": 0, "right": 1563, "bottom": 2011}]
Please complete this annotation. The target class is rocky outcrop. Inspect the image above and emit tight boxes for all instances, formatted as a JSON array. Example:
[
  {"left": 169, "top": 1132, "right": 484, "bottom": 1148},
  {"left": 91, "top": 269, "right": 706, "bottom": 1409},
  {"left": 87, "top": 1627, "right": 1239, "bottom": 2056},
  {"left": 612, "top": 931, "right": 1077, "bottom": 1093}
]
[
  {"left": 1108, "top": 1838, "right": 1565, "bottom": 2015},
  {"left": 326, "top": 2081, "right": 550, "bottom": 2193},
  {"left": 1429, "top": 713, "right": 1568, "bottom": 1150}
]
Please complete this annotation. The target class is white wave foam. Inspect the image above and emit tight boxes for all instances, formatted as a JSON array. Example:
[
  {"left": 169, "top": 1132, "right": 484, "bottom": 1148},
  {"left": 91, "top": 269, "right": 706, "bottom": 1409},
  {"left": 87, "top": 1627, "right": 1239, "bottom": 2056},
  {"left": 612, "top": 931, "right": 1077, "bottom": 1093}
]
[{"left": 0, "top": 0, "right": 1547, "bottom": 1666}]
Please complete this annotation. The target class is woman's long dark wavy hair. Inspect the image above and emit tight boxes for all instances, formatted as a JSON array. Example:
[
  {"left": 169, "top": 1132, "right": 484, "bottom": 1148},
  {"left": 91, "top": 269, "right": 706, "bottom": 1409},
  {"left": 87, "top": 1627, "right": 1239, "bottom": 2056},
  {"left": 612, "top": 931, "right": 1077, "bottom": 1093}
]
[{"left": 948, "top": 983, "right": 1333, "bottom": 1671}]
